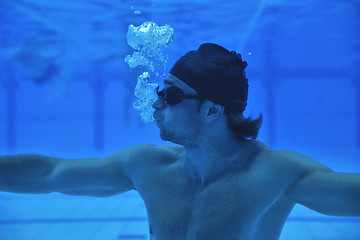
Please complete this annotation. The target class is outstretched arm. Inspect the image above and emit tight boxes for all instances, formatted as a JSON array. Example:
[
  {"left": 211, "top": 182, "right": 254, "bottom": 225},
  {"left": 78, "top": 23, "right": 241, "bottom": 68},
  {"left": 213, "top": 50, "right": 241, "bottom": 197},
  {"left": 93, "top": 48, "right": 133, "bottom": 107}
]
[
  {"left": 0, "top": 144, "right": 155, "bottom": 196},
  {"left": 289, "top": 171, "right": 360, "bottom": 216},
  {"left": 0, "top": 154, "right": 58, "bottom": 194},
  {"left": 280, "top": 150, "right": 360, "bottom": 216}
]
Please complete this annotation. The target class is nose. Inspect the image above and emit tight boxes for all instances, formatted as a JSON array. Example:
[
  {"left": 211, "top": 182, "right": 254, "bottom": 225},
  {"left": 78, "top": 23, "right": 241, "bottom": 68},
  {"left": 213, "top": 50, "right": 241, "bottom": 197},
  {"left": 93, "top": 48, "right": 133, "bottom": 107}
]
[{"left": 152, "top": 98, "right": 166, "bottom": 110}]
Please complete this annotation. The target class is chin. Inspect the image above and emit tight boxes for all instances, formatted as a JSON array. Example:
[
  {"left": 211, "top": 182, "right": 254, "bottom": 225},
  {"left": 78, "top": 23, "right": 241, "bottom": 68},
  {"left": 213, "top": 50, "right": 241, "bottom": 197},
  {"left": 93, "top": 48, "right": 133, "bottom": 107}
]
[
  {"left": 159, "top": 129, "right": 183, "bottom": 144},
  {"left": 159, "top": 128, "right": 170, "bottom": 141},
  {"left": 160, "top": 131, "right": 174, "bottom": 142}
]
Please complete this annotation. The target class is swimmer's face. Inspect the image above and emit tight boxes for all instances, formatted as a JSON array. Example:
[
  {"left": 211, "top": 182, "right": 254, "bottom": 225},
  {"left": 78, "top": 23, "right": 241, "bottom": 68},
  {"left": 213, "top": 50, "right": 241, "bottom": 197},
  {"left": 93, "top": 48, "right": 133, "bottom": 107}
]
[{"left": 153, "top": 74, "right": 204, "bottom": 145}]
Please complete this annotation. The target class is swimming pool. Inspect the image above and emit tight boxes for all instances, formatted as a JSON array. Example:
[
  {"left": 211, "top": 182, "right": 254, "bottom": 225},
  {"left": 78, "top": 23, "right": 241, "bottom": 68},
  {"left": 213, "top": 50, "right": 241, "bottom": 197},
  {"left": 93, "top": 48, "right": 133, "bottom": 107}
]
[{"left": 0, "top": 0, "right": 359, "bottom": 239}]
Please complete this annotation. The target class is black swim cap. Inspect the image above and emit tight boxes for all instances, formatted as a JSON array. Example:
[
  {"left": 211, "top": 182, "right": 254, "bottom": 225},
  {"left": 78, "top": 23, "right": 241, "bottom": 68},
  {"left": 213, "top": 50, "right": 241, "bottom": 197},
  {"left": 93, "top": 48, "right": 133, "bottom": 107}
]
[{"left": 170, "top": 43, "right": 248, "bottom": 109}]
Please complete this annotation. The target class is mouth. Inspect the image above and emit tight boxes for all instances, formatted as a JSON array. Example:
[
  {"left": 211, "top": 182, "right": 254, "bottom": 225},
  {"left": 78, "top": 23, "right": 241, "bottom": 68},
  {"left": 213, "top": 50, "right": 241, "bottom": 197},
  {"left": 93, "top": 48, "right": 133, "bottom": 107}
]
[
  {"left": 153, "top": 112, "right": 159, "bottom": 121},
  {"left": 153, "top": 116, "right": 160, "bottom": 125},
  {"left": 153, "top": 113, "right": 161, "bottom": 126},
  {"left": 155, "top": 119, "right": 160, "bottom": 127}
]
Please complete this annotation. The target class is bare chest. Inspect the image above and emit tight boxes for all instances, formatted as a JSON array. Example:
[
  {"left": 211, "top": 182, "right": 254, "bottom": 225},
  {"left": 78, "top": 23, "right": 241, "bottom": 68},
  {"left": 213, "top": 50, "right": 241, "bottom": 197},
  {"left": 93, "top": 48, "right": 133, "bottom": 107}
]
[{"left": 137, "top": 165, "right": 288, "bottom": 240}]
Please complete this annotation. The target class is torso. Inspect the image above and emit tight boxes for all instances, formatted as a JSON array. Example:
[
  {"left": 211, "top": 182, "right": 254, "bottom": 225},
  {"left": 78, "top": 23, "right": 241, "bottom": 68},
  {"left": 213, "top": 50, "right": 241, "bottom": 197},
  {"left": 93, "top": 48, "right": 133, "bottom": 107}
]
[{"left": 131, "top": 143, "right": 300, "bottom": 240}]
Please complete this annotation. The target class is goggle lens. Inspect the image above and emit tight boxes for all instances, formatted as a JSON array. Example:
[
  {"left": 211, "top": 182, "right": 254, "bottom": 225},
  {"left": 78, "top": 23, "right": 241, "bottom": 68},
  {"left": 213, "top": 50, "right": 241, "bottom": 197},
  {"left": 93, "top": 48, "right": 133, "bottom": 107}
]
[{"left": 156, "top": 87, "right": 185, "bottom": 106}]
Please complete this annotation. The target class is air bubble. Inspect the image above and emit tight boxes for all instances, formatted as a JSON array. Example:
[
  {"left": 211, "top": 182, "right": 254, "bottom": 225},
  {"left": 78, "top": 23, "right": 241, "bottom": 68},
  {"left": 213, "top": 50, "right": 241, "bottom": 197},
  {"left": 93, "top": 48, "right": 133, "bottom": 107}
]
[{"left": 124, "top": 21, "right": 174, "bottom": 123}]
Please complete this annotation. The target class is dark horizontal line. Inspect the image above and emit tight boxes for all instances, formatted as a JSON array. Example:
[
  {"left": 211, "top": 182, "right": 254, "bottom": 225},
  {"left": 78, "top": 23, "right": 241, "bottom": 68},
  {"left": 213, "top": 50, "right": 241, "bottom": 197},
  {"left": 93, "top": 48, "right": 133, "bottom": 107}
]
[
  {"left": 0, "top": 217, "right": 148, "bottom": 225},
  {"left": 0, "top": 216, "right": 359, "bottom": 225},
  {"left": 288, "top": 217, "right": 360, "bottom": 222}
]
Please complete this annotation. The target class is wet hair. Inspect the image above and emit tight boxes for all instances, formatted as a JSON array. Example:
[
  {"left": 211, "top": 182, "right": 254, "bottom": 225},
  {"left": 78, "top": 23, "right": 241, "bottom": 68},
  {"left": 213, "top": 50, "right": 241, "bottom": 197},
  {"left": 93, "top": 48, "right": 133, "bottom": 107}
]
[
  {"left": 225, "top": 108, "right": 263, "bottom": 140},
  {"left": 171, "top": 43, "right": 263, "bottom": 139}
]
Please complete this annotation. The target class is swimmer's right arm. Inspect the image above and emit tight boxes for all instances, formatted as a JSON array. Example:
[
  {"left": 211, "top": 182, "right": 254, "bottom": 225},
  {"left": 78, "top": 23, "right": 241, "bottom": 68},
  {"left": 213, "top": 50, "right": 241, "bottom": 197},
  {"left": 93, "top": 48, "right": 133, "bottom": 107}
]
[{"left": 0, "top": 144, "right": 155, "bottom": 196}]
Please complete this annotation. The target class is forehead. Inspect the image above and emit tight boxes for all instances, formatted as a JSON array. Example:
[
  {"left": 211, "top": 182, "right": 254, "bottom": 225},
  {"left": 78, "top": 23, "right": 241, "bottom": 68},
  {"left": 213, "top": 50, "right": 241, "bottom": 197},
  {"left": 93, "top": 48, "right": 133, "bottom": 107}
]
[{"left": 164, "top": 74, "right": 197, "bottom": 94}]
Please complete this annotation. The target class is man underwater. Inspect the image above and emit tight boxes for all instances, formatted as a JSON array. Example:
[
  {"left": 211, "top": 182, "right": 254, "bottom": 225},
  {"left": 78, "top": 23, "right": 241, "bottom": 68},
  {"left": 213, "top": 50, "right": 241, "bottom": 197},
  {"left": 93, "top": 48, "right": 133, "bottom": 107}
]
[{"left": 1, "top": 43, "right": 359, "bottom": 240}]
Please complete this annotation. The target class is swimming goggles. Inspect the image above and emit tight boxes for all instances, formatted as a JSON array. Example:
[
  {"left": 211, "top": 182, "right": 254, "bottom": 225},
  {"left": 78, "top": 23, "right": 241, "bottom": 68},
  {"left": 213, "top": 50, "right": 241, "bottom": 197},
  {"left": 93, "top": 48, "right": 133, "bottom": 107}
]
[{"left": 156, "top": 86, "right": 202, "bottom": 106}]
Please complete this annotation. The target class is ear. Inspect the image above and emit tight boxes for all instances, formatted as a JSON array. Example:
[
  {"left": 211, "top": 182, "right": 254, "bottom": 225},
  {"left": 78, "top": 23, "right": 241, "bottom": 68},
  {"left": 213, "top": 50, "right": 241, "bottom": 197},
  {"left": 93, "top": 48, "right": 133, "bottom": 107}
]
[{"left": 205, "top": 104, "right": 224, "bottom": 122}]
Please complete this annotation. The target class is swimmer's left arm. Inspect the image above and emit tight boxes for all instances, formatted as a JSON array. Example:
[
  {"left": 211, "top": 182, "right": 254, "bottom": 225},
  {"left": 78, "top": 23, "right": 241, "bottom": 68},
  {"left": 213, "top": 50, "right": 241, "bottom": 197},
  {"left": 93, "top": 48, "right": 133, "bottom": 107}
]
[
  {"left": 289, "top": 171, "right": 360, "bottom": 216},
  {"left": 286, "top": 153, "right": 360, "bottom": 216}
]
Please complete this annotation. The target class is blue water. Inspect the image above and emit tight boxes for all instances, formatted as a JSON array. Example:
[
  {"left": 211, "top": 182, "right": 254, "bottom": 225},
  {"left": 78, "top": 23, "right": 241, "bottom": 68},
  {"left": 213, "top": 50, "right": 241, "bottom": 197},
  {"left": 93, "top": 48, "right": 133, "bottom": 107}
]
[{"left": 0, "top": 0, "right": 359, "bottom": 239}]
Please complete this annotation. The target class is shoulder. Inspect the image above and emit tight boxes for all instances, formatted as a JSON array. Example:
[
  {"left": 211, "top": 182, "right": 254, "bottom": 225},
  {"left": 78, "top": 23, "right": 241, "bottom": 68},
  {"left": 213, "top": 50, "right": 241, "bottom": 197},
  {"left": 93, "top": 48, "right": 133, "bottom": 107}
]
[
  {"left": 268, "top": 150, "right": 332, "bottom": 173},
  {"left": 107, "top": 144, "right": 183, "bottom": 186},
  {"left": 107, "top": 144, "right": 183, "bottom": 169},
  {"left": 256, "top": 149, "right": 333, "bottom": 187}
]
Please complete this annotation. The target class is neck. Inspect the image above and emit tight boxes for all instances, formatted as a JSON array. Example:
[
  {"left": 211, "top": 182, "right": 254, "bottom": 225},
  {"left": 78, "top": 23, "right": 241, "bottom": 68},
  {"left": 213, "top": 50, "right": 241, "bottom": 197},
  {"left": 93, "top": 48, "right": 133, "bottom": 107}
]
[{"left": 183, "top": 131, "right": 256, "bottom": 189}]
